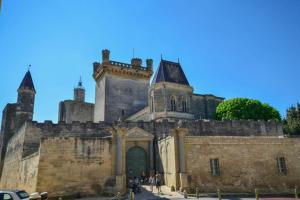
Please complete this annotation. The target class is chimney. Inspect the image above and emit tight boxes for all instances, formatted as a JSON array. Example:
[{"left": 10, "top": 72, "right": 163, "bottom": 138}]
[
  {"left": 131, "top": 58, "right": 142, "bottom": 69},
  {"left": 102, "top": 49, "right": 110, "bottom": 63},
  {"left": 146, "top": 59, "right": 153, "bottom": 72}
]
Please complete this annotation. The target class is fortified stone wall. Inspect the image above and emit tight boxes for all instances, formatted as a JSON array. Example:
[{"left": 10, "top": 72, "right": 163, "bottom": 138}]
[
  {"left": 186, "top": 120, "right": 282, "bottom": 136},
  {"left": 0, "top": 123, "right": 40, "bottom": 193},
  {"left": 36, "top": 136, "right": 113, "bottom": 197},
  {"left": 185, "top": 136, "right": 300, "bottom": 193}
]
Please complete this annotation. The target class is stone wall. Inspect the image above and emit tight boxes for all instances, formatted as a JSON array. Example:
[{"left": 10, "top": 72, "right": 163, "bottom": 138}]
[
  {"left": 185, "top": 136, "right": 300, "bottom": 193},
  {"left": 59, "top": 100, "right": 94, "bottom": 123},
  {"left": 126, "top": 107, "right": 150, "bottom": 122},
  {"left": 0, "top": 103, "right": 17, "bottom": 177},
  {"left": 36, "top": 136, "right": 113, "bottom": 197},
  {"left": 186, "top": 120, "right": 283, "bottom": 136},
  {"left": 96, "top": 74, "right": 149, "bottom": 123},
  {"left": 191, "top": 94, "right": 223, "bottom": 119},
  {"left": 0, "top": 123, "right": 40, "bottom": 193},
  {"left": 157, "top": 136, "right": 178, "bottom": 187}
]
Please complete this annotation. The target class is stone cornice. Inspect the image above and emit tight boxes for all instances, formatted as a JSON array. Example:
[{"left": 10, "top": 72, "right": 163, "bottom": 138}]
[
  {"left": 93, "top": 62, "right": 153, "bottom": 81},
  {"left": 150, "top": 82, "right": 193, "bottom": 92}
]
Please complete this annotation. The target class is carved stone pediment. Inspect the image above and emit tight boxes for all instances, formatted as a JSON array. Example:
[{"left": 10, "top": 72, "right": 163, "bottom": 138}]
[{"left": 126, "top": 127, "right": 154, "bottom": 141}]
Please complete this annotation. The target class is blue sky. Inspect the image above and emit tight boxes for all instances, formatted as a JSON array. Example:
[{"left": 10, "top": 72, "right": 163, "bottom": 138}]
[{"left": 0, "top": 0, "right": 299, "bottom": 122}]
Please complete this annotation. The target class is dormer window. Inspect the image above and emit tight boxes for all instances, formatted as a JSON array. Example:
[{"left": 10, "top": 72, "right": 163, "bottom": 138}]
[{"left": 171, "top": 96, "right": 176, "bottom": 111}]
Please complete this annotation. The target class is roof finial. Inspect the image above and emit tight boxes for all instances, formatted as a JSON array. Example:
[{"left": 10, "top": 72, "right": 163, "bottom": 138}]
[
  {"left": 161, "top": 54, "right": 163, "bottom": 60},
  {"left": 28, "top": 64, "right": 31, "bottom": 71},
  {"left": 78, "top": 76, "right": 82, "bottom": 87},
  {"left": 178, "top": 58, "right": 180, "bottom": 63}
]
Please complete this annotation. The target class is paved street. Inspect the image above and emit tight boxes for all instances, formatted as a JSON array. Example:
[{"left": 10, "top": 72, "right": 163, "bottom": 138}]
[{"left": 77, "top": 185, "right": 296, "bottom": 200}]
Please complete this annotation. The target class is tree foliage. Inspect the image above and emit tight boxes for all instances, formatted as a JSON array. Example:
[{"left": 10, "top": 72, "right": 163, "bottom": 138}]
[
  {"left": 215, "top": 98, "right": 281, "bottom": 121},
  {"left": 283, "top": 103, "right": 300, "bottom": 136}
]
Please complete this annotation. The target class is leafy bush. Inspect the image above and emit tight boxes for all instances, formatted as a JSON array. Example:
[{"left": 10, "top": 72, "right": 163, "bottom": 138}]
[
  {"left": 215, "top": 98, "right": 281, "bottom": 121},
  {"left": 283, "top": 103, "right": 300, "bottom": 136}
]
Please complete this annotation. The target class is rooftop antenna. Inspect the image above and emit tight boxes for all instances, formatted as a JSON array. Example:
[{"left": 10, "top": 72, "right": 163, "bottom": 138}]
[
  {"left": 161, "top": 54, "right": 163, "bottom": 60},
  {"left": 177, "top": 58, "right": 180, "bottom": 63},
  {"left": 133, "top": 48, "right": 135, "bottom": 58}
]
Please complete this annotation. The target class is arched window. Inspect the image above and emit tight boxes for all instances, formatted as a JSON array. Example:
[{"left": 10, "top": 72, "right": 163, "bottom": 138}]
[
  {"left": 171, "top": 96, "right": 176, "bottom": 111},
  {"left": 182, "top": 100, "right": 187, "bottom": 112}
]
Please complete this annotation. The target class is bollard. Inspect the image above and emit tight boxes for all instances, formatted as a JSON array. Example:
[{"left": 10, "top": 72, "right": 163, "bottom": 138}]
[
  {"left": 129, "top": 189, "right": 135, "bottom": 200},
  {"left": 116, "top": 192, "right": 121, "bottom": 200},
  {"left": 255, "top": 188, "right": 259, "bottom": 200},
  {"left": 195, "top": 187, "right": 199, "bottom": 199},
  {"left": 183, "top": 189, "right": 188, "bottom": 199},
  {"left": 295, "top": 186, "right": 298, "bottom": 199},
  {"left": 217, "top": 189, "right": 221, "bottom": 200}
]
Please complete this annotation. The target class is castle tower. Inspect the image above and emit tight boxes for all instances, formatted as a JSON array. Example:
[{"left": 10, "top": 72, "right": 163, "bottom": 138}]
[
  {"left": 16, "top": 70, "right": 36, "bottom": 124},
  {"left": 93, "top": 49, "right": 153, "bottom": 122},
  {"left": 149, "top": 59, "right": 194, "bottom": 121},
  {"left": 74, "top": 77, "right": 85, "bottom": 102},
  {"left": 0, "top": 70, "right": 36, "bottom": 178}
]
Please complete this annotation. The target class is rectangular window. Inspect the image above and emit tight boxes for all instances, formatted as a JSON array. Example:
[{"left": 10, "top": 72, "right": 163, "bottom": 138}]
[
  {"left": 277, "top": 157, "right": 287, "bottom": 175},
  {"left": 210, "top": 158, "right": 220, "bottom": 176}
]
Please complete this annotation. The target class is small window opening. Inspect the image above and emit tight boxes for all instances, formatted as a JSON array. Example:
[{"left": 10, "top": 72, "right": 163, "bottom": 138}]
[
  {"left": 277, "top": 156, "right": 287, "bottom": 175},
  {"left": 210, "top": 158, "right": 220, "bottom": 176},
  {"left": 171, "top": 97, "right": 176, "bottom": 111},
  {"left": 182, "top": 100, "right": 187, "bottom": 112}
]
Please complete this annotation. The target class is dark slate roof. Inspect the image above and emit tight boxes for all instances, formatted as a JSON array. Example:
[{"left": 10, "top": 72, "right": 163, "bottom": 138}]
[
  {"left": 18, "top": 70, "right": 36, "bottom": 92},
  {"left": 152, "top": 59, "right": 190, "bottom": 85}
]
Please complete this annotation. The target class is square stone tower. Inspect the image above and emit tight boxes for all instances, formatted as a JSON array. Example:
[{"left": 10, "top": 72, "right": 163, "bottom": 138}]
[{"left": 93, "top": 50, "right": 153, "bottom": 122}]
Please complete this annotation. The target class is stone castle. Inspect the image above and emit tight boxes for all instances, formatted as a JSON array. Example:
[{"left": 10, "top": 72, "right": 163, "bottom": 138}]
[{"left": 0, "top": 49, "right": 299, "bottom": 197}]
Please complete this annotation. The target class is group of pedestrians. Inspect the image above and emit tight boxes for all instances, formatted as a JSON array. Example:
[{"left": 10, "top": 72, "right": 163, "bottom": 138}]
[
  {"left": 127, "top": 172, "right": 162, "bottom": 195},
  {"left": 148, "top": 173, "right": 162, "bottom": 194}
]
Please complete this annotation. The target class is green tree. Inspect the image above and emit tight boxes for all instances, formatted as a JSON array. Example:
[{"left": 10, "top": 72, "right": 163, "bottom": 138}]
[
  {"left": 215, "top": 98, "right": 281, "bottom": 121},
  {"left": 283, "top": 103, "right": 300, "bottom": 136}
]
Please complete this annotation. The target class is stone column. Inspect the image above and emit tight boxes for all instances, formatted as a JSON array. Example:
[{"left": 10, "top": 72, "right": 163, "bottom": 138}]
[
  {"left": 149, "top": 140, "right": 154, "bottom": 172},
  {"left": 114, "top": 127, "right": 126, "bottom": 193},
  {"left": 178, "top": 130, "right": 186, "bottom": 173},
  {"left": 177, "top": 128, "right": 188, "bottom": 191},
  {"left": 116, "top": 133, "right": 123, "bottom": 175}
]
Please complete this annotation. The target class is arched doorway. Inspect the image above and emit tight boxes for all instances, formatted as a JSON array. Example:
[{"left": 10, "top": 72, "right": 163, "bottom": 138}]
[{"left": 126, "top": 146, "right": 147, "bottom": 179}]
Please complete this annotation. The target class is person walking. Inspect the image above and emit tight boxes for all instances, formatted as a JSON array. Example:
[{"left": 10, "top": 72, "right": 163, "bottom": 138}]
[
  {"left": 149, "top": 175, "right": 155, "bottom": 192},
  {"left": 155, "top": 173, "right": 162, "bottom": 194}
]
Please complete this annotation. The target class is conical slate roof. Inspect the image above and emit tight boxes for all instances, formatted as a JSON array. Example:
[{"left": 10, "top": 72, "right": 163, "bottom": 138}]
[
  {"left": 18, "top": 70, "right": 36, "bottom": 92},
  {"left": 152, "top": 59, "right": 190, "bottom": 86}
]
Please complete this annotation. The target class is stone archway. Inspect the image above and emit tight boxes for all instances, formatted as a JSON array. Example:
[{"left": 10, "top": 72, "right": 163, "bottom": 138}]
[{"left": 126, "top": 146, "right": 147, "bottom": 179}]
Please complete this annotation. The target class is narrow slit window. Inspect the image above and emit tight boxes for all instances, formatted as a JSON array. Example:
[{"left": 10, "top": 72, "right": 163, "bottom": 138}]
[
  {"left": 182, "top": 100, "right": 187, "bottom": 112},
  {"left": 171, "top": 97, "right": 176, "bottom": 111},
  {"left": 277, "top": 156, "right": 287, "bottom": 175},
  {"left": 210, "top": 158, "right": 220, "bottom": 176}
]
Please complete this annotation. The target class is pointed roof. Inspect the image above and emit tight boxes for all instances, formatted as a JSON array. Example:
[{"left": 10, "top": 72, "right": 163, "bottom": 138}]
[
  {"left": 152, "top": 59, "right": 190, "bottom": 86},
  {"left": 18, "top": 70, "right": 36, "bottom": 92}
]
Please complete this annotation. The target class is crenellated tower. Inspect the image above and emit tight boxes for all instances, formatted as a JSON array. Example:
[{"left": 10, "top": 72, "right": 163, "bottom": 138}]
[{"left": 93, "top": 49, "right": 153, "bottom": 122}]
